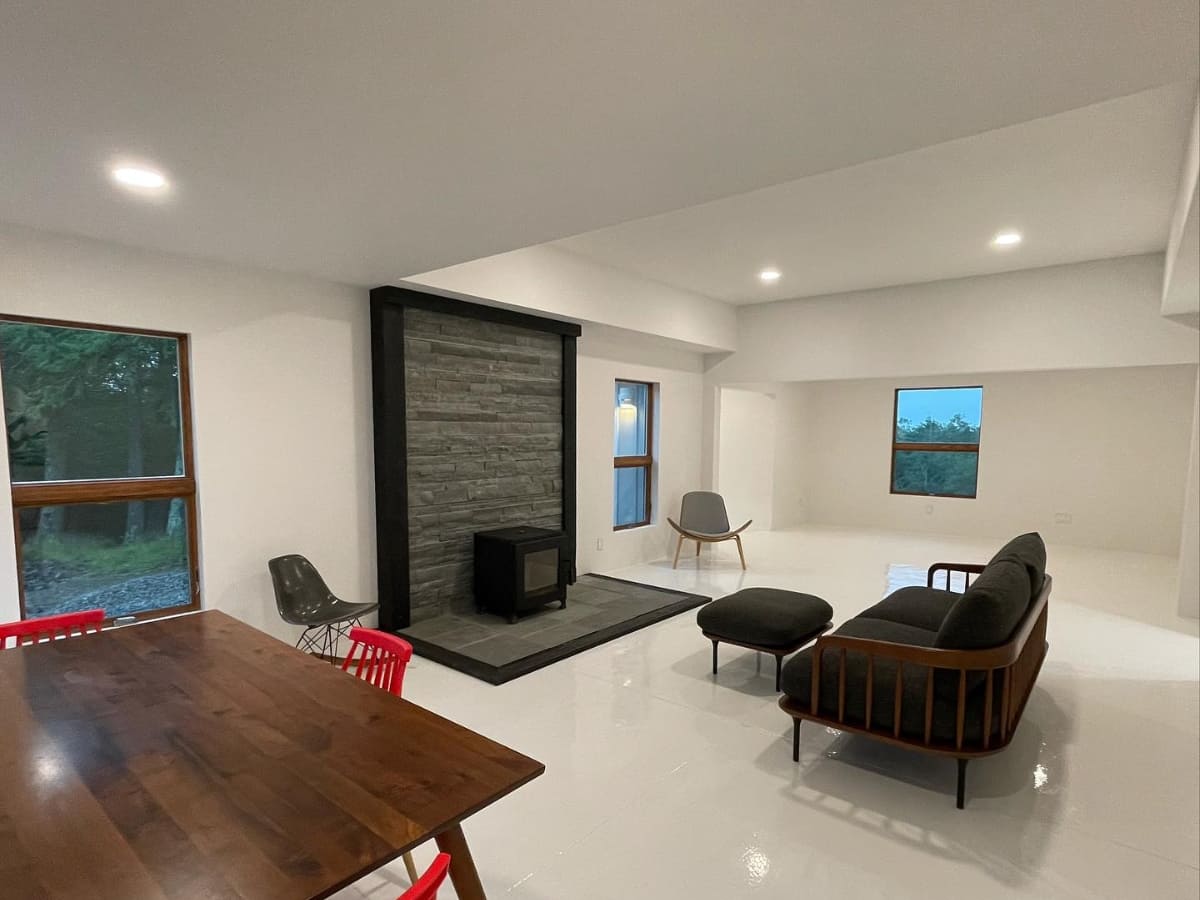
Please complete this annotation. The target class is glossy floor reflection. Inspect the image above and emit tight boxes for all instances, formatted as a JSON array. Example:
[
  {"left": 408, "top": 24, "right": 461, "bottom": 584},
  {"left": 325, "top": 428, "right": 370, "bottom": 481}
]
[{"left": 336, "top": 526, "right": 1200, "bottom": 899}]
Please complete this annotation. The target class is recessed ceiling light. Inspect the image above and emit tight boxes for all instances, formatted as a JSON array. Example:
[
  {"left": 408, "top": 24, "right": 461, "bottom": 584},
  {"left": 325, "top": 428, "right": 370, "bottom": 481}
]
[
  {"left": 991, "top": 231, "right": 1022, "bottom": 247},
  {"left": 759, "top": 268, "right": 781, "bottom": 283},
  {"left": 110, "top": 164, "right": 169, "bottom": 192}
]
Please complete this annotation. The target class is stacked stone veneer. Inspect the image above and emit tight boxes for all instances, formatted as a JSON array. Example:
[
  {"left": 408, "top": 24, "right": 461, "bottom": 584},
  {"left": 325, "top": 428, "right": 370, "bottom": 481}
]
[{"left": 404, "top": 307, "right": 563, "bottom": 621}]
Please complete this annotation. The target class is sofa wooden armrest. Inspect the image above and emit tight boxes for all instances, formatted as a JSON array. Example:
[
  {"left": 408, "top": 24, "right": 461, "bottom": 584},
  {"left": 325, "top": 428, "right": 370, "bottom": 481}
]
[{"left": 926, "top": 561, "right": 988, "bottom": 591}]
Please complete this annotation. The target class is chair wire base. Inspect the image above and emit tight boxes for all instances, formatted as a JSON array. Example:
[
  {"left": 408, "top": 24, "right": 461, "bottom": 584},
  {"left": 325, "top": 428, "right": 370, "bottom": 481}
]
[{"left": 295, "top": 617, "right": 363, "bottom": 663}]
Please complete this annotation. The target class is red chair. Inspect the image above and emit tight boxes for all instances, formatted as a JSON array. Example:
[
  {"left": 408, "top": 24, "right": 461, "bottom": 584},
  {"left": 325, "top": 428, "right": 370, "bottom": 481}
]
[
  {"left": 397, "top": 852, "right": 451, "bottom": 900},
  {"left": 341, "top": 627, "right": 421, "bottom": 880},
  {"left": 0, "top": 609, "right": 104, "bottom": 650},
  {"left": 341, "top": 626, "right": 414, "bottom": 697}
]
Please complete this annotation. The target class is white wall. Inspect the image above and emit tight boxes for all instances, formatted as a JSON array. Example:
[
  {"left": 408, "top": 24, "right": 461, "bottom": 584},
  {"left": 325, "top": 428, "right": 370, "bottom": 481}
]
[
  {"left": 785, "top": 366, "right": 1197, "bottom": 555},
  {"left": 0, "top": 225, "right": 374, "bottom": 641},
  {"left": 770, "top": 382, "right": 811, "bottom": 529},
  {"left": 716, "top": 388, "right": 775, "bottom": 530},
  {"left": 408, "top": 243, "right": 738, "bottom": 353},
  {"left": 1179, "top": 370, "right": 1200, "bottom": 618},
  {"left": 707, "top": 255, "right": 1199, "bottom": 385},
  {"left": 575, "top": 325, "right": 704, "bottom": 573},
  {"left": 1163, "top": 92, "right": 1199, "bottom": 322}
]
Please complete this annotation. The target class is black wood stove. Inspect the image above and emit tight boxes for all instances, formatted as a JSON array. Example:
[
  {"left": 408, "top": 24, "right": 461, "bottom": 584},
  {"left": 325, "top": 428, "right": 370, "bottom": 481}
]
[{"left": 474, "top": 526, "right": 567, "bottom": 623}]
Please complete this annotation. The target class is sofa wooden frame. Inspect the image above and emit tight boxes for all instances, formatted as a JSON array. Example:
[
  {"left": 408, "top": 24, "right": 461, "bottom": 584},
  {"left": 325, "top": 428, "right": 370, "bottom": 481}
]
[{"left": 778, "top": 562, "right": 1051, "bottom": 808}]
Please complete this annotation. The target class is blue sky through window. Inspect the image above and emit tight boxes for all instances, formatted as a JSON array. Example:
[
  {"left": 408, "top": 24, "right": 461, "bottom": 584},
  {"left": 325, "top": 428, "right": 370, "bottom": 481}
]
[{"left": 895, "top": 387, "right": 982, "bottom": 426}]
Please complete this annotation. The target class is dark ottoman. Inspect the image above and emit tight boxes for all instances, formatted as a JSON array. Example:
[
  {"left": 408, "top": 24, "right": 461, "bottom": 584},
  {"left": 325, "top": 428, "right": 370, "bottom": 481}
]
[{"left": 697, "top": 588, "right": 834, "bottom": 691}]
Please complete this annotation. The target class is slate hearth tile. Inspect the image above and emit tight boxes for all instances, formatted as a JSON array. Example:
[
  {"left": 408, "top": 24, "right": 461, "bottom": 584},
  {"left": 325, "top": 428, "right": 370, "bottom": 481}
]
[
  {"left": 455, "top": 634, "right": 543, "bottom": 666},
  {"left": 516, "top": 622, "right": 593, "bottom": 650},
  {"left": 569, "top": 583, "right": 629, "bottom": 602},
  {"left": 543, "top": 603, "right": 595, "bottom": 623},
  {"left": 574, "top": 610, "right": 642, "bottom": 630},
  {"left": 403, "top": 614, "right": 477, "bottom": 639},
  {"left": 405, "top": 618, "right": 495, "bottom": 649},
  {"left": 589, "top": 596, "right": 657, "bottom": 616}
]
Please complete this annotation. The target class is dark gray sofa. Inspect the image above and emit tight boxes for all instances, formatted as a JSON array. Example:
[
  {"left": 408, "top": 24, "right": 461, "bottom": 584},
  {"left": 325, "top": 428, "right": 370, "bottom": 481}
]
[{"left": 778, "top": 533, "right": 1051, "bottom": 808}]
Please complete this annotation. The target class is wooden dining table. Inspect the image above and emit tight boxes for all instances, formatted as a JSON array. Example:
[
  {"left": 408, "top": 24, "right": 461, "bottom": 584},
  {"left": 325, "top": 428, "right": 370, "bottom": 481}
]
[{"left": 0, "top": 610, "right": 544, "bottom": 900}]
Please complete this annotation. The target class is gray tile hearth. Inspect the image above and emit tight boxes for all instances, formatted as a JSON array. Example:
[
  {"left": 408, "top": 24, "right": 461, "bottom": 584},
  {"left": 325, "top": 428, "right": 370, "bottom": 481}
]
[{"left": 397, "top": 574, "right": 709, "bottom": 683}]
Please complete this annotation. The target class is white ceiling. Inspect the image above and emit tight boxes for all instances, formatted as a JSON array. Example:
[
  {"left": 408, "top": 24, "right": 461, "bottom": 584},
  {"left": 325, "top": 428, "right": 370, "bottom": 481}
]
[
  {"left": 554, "top": 83, "right": 1199, "bottom": 303},
  {"left": 0, "top": 2, "right": 1197, "bottom": 287}
]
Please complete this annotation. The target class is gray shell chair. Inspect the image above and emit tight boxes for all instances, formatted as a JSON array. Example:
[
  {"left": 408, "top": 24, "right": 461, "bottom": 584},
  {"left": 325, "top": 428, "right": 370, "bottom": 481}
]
[
  {"left": 667, "top": 491, "right": 752, "bottom": 570},
  {"left": 268, "top": 554, "right": 379, "bottom": 660}
]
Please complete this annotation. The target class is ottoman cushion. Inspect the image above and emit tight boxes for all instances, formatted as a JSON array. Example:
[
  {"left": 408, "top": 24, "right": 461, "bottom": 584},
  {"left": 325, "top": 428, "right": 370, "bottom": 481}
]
[{"left": 698, "top": 588, "right": 833, "bottom": 648}]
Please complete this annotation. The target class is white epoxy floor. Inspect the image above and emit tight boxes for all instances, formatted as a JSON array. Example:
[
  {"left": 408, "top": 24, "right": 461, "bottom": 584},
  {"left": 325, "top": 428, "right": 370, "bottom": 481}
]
[{"left": 337, "top": 526, "right": 1200, "bottom": 900}]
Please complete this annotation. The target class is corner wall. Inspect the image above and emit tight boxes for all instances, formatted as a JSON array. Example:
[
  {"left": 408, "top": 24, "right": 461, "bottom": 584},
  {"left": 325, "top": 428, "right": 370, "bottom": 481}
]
[
  {"left": 776, "top": 366, "right": 1197, "bottom": 555},
  {"left": 0, "top": 224, "right": 375, "bottom": 642},
  {"left": 1179, "top": 370, "right": 1200, "bottom": 617},
  {"left": 575, "top": 326, "right": 704, "bottom": 574},
  {"left": 716, "top": 388, "right": 776, "bottom": 530}
]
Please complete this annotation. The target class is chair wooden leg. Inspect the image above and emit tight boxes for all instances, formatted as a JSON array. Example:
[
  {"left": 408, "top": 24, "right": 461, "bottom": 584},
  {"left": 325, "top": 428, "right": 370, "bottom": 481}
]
[
  {"left": 402, "top": 851, "right": 420, "bottom": 885},
  {"left": 696, "top": 540, "right": 702, "bottom": 557},
  {"left": 792, "top": 718, "right": 801, "bottom": 762},
  {"left": 956, "top": 758, "right": 968, "bottom": 809},
  {"left": 672, "top": 534, "right": 684, "bottom": 568},
  {"left": 734, "top": 535, "right": 747, "bottom": 570}
]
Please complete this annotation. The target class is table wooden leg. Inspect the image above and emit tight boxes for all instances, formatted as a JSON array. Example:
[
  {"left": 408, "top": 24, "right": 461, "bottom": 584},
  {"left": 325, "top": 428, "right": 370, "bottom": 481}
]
[
  {"left": 402, "top": 851, "right": 420, "bottom": 886},
  {"left": 435, "top": 824, "right": 486, "bottom": 900}
]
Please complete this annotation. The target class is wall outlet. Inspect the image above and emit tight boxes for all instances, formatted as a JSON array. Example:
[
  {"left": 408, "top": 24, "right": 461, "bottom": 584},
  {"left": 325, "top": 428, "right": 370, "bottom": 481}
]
[
  {"left": 1054, "top": 512, "right": 1073, "bottom": 525},
  {"left": 596, "top": 538, "right": 605, "bottom": 551}
]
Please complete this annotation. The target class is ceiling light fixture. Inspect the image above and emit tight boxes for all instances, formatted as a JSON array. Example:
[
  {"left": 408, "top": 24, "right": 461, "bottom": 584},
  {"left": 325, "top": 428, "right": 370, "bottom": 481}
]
[
  {"left": 759, "top": 268, "right": 781, "bottom": 283},
  {"left": 110, "top": 164, "right": 169, "bottom": 192},
  {"left": 991, "top": 230, "right": 1022, "bottom": 248}
]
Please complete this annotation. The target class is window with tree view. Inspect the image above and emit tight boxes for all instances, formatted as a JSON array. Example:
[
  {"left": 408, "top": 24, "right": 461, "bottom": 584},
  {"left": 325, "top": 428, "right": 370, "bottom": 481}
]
[
  {"left": 0, "top": 317, "right": 199, "bottom": 622},
  {"left": 613, "top": 380, "right": 653, "bottom": 529},
  {"left": 890, "top": 386, "right": 982, "bottom": 499}
]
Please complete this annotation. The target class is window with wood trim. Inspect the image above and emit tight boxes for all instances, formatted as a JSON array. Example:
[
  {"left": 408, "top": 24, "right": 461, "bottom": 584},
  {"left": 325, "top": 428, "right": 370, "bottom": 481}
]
[
  {"left": 890, "top": 386, "right": 983, "bottom": 499},
  {"left": 0, "top": 316, "right": 200, "bottom": 622},
  {"left": 613, "top": 380, "right": 654, "bottom": 529}
]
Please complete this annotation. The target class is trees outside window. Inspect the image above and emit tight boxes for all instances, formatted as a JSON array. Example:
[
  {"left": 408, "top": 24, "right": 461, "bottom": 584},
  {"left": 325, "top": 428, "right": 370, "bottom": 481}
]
[
  {"left": 890, "top": 387, "right": 982, "bottom": 499},
  {"left": 0, "top": 316, "right": 199, "bottom": 621}
]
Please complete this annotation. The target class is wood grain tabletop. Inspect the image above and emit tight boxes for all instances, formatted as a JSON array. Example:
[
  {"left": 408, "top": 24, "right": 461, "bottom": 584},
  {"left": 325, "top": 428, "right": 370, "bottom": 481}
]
[{"left": 0, "top": 610, "right": 544, "bottom": 899}]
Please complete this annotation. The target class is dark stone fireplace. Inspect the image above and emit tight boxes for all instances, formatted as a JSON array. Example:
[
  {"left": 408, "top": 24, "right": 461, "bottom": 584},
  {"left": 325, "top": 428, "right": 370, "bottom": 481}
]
[{"left": 369, "top": 286, "right": 580, "bottom": 631}]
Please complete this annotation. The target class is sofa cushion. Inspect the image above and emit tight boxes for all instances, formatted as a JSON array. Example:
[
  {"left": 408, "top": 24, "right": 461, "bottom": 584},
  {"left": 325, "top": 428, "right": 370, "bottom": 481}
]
[
  {"left": 780, "top": 617, "right": 996, "bottom": 745},
  {"left": 697, "top": 588, "right": 833, "bottom": 648},
  {"left": 988, "top": 532, "right": 1046, "bottom": 596},
  {"left": 859, "top": 586, "right": 961, "bottom": 632},
  {"left": 934, "top": 559, "right": 1031, "bottom": 650}
]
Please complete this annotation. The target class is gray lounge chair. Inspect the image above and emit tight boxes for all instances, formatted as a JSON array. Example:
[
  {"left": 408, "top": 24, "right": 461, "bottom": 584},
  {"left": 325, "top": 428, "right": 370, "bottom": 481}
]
[{"left": 667, "top": 491, "right": 752, "bottom": 570}]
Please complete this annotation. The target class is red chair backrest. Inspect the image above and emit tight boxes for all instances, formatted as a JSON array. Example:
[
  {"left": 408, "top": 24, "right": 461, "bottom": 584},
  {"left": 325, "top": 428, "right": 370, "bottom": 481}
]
[
  {"left": 398, "top": 852, "right": 451, "bottom": 900},
  {"left": 0, "top": 609, "right": 105, "bottom": 650},
  {"left": 341, "top": 627, "right": 414, "bottom": 697}
]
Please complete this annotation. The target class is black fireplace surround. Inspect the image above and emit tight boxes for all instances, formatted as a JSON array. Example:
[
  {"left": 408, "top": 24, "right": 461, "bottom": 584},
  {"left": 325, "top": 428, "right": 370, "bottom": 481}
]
[{"left": 370, "top": 286, "right": 581, "bottom": 631}]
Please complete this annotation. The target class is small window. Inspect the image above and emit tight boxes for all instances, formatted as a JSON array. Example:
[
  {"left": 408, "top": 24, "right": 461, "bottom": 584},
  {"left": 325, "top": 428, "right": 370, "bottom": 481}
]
[
  {"left": 613, "top": 380, "right": 653, "bottom": 529},
  {"left": 0, "top": 316, "right": 201, "bottom": 622},
  {"left": 890, "top": 387, "right": 982, "bottom": 498}
]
